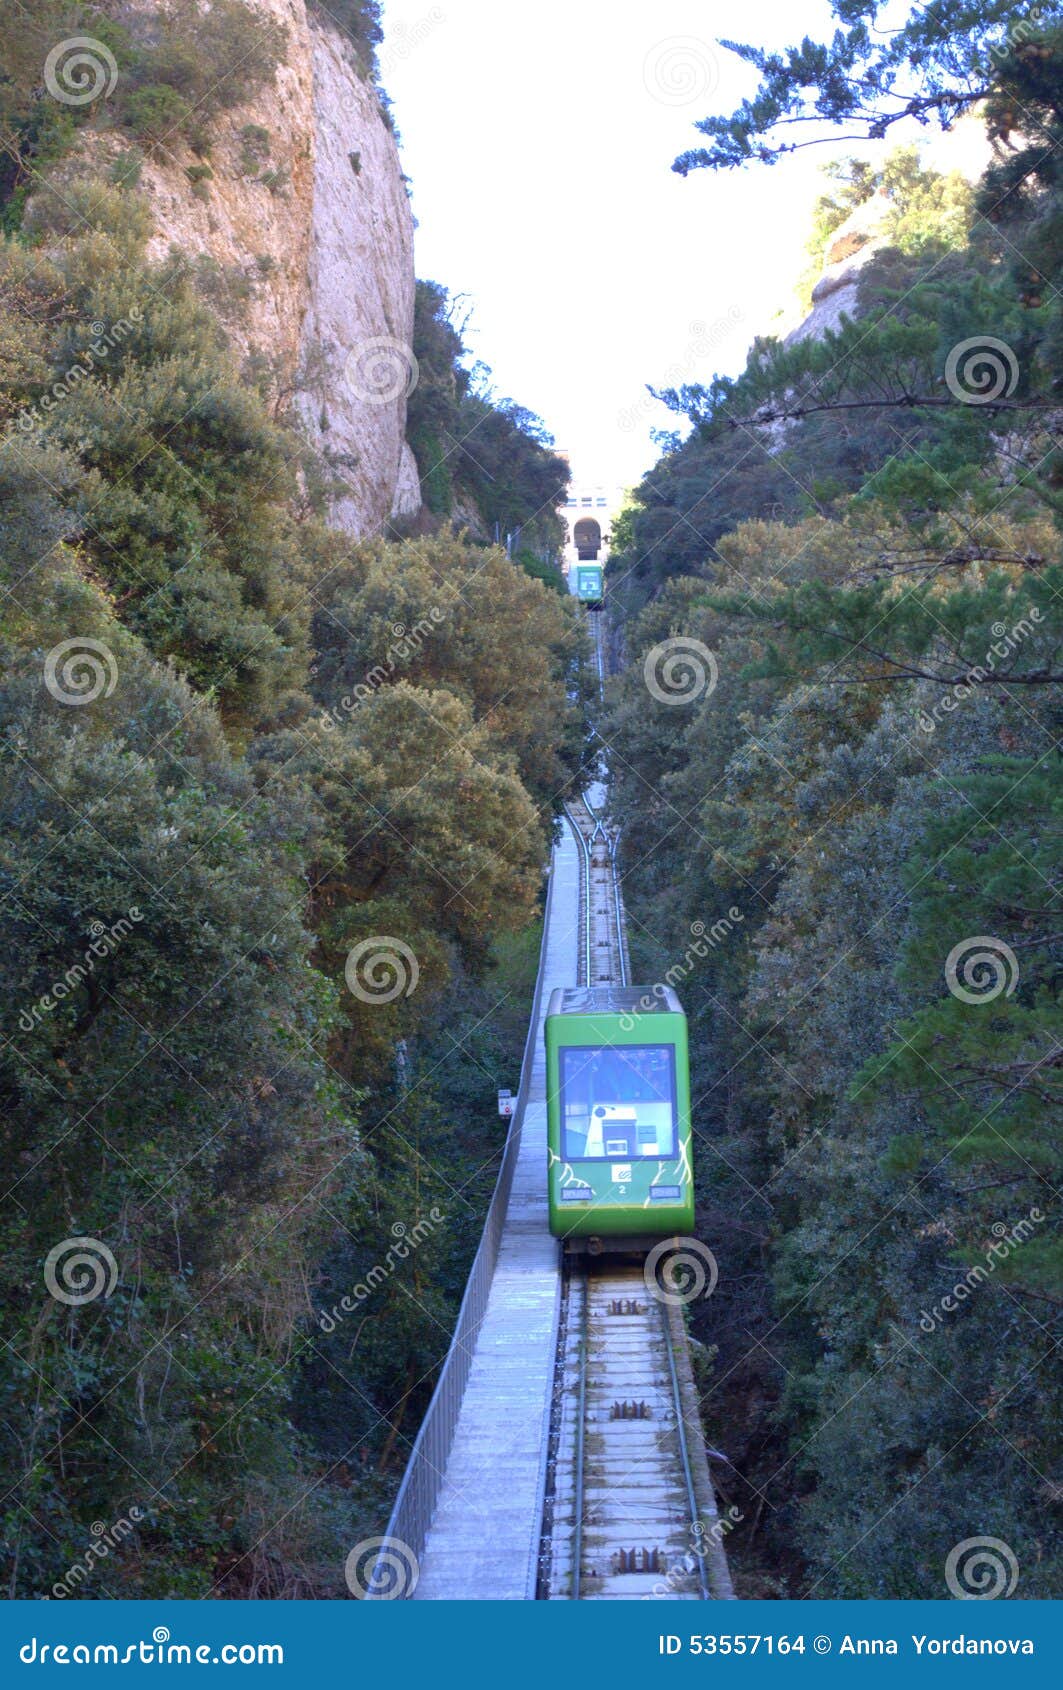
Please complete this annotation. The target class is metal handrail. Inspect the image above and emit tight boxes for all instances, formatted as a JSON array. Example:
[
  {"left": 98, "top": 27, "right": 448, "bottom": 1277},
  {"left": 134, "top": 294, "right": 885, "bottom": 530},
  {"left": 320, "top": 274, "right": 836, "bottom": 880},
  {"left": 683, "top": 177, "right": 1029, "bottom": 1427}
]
[
  {"left": 368, "top": 853, "right": 558, "bottom": 1596},
  {"left": 608, "top": 828, "right": 629, "bottom": 987}
]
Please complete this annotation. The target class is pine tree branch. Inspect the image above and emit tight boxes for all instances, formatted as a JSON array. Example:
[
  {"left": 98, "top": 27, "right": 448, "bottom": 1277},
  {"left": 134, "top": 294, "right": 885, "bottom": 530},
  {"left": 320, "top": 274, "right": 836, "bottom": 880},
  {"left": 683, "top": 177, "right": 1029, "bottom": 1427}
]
[{"left": 726, "top": 396, "right": 1063, "bottom": 427}]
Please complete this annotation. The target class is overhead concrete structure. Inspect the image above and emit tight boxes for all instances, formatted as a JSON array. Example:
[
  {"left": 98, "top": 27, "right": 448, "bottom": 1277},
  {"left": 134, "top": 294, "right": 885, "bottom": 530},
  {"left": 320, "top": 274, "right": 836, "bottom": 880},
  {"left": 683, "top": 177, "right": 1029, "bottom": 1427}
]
[
  {"left": 559, "top": 474, "right": 627, "bottom": 577},
  {"left": 572, "top": 516, "right": 603, "bottom": 560}
]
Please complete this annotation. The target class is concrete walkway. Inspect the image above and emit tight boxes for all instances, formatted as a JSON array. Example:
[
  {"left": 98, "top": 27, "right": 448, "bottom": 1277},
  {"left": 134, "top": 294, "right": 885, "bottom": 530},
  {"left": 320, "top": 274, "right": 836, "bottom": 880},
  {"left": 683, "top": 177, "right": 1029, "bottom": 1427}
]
[{"left": 413, "top": 828, "right": 580, "bottom": 1599}]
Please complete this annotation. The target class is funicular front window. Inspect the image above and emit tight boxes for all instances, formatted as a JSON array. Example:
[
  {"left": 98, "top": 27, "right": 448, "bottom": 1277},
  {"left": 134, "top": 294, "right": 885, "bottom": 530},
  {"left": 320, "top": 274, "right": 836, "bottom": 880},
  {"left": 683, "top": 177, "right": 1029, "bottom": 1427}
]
[{"left": 559, "top": 1044, "right": 677, "bottom": 1161}]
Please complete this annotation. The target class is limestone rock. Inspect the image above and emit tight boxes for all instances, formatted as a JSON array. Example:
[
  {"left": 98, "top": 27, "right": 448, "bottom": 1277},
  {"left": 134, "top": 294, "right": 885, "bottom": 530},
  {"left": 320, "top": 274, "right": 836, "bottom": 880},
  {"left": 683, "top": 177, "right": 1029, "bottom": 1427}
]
[
  {"left": 121, "top": 0, "right": 419, "bottom": 534},
  {"left": 785, "top": 191, "right": 891, "bottom": 348}
]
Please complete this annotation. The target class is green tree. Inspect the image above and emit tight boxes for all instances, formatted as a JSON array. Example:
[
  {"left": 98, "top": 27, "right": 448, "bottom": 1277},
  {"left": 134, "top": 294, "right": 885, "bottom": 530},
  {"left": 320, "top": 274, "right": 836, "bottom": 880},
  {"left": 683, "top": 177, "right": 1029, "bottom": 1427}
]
[
  {"left": 307, "top": 530, "right": 590, "bottom": 818},
  {"left": 0, "top": 560, "right": 352, "bottom": 1596},
  {"left": 673, "top": 3, "right": 1049, "bottom": 173},
  {"left": 253, "top": 681, "right": 544, "bottom": 1077},
  {"left": 5, "top": 178, "right": 313, "bottom": 730},
  {"left": 405, "top": 278, "right": 570, "bottom": 550}
]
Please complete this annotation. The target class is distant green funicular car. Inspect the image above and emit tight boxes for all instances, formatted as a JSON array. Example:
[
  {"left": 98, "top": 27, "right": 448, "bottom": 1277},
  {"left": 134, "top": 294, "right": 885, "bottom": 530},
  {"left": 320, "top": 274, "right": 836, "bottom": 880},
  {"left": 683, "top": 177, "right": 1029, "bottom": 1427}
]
[
  {"left": 546, "top": 987, "right": 694, "bottom": 1250},
  {"left": 574, "top": 563, "right": 604, "bottom": 609}
]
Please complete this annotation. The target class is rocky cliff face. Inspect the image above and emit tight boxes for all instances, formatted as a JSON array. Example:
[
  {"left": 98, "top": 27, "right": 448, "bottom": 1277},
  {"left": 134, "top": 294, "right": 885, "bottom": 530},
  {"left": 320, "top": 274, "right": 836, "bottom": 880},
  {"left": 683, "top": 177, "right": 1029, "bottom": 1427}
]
[
  {"left": 781, "top": 121, "right": 992, "bottom": 350},
  {"left": 131, "top": 0, "right": 419, "bottom": 533},
  {"left": 784, "top": 191, "right": 892, "bottom": 348}
]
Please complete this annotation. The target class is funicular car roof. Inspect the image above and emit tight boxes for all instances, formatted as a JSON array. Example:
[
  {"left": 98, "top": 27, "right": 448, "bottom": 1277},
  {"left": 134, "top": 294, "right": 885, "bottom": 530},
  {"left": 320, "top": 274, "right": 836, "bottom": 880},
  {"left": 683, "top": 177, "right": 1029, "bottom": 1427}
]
[{"left": 546, "top": 986, "right": 683, "bottom": 1017}]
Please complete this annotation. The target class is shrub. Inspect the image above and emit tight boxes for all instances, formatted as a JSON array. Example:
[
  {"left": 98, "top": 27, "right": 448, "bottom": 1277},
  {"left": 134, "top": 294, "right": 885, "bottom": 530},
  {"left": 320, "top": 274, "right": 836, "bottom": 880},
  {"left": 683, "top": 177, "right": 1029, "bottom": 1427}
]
[
  {"left": 122, "top": 83, "right": 195, "bottom": 151},
  {"left": 130, "top": 2, "right": 287, "bottom": 130},
  {"left": 311, "top": 0, "right": 383, "bottom": 79},
  {"left": 239, "top": 123, "right": 272, "bottom": 176},
  {"left": 259, "top": 166, "right": 290, "bottom": 197}
]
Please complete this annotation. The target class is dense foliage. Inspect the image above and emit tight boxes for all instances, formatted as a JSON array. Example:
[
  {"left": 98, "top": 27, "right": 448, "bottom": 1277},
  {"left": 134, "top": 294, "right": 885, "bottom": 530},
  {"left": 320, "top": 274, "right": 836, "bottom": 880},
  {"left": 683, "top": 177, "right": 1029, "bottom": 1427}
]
[
  {"left": 407, "top": 279, "right": 570, "bottom": 559},
  {"left": 0, "top": 6, "right": 587, "bottom": 1596},
  {"left": 311, "top": 1, "right": 384, "bottom": 79},
  {"left": 673, "top": 1, "right": 1053, "bottom": 172},
  {"left": 620, "top": 26, "right": 1063, "bottom": 608},
  {"left": 605, "top": 6, "right": 1061, "bottom": 1599},
  {"left": 5, "top": 0, "right": 1057, "bottom": 1609},
  {"left": 3, "top": 179, "right": 312, "bottom": 736},
  {"left": 0, "top": 0, "right": 285, "bottom": 224}
]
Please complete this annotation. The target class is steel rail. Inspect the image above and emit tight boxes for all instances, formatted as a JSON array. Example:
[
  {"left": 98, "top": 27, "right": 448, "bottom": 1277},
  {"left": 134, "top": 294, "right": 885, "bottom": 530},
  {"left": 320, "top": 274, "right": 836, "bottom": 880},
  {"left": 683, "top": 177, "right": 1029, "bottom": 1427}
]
[
  {"left": 571, "top": 1275, "right": 589, "bottom": 1601},
  {"left": 572, "top": 788, "right": 627, "bottom": 992},
  {"left": 553, "top": 735, "right": 720, "bottom": 1601},
  {"left": 660, "top": 1303, "right": 712, "bottom": 1601}
]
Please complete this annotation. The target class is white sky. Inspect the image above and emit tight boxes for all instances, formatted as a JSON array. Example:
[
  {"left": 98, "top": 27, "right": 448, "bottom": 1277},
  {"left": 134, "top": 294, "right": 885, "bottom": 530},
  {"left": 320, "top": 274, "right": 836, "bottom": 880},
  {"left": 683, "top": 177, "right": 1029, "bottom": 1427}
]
[{"left": 379, "top": 0, "right": 930, "bottom": 490}]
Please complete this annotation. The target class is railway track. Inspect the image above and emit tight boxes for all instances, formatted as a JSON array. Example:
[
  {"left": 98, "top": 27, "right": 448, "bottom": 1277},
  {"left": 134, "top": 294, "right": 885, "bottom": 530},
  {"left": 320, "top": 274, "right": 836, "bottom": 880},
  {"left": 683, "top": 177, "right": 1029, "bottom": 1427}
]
[
  {"left": 561, "top": 792, "right": 629, "bottom": 990},
  {"left": 563, "top": 614, "right": 629, "bottom": 990},
  {"left": 539, "top": 747, "right": 732, "bottom": 1602},
  {"left": 377, "top": 602, "right": 733, "bottom": 1601},
  {"left": 538, "top": 1262, "right": 715, "bottom": 1599}
]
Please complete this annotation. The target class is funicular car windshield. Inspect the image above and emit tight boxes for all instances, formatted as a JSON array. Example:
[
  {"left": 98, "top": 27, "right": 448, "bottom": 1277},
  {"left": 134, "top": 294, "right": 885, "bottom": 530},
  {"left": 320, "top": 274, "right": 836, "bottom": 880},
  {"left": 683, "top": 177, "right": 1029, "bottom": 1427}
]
[{"left": 559, "top": 1044, "right": 677, "bottom": 1161}]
